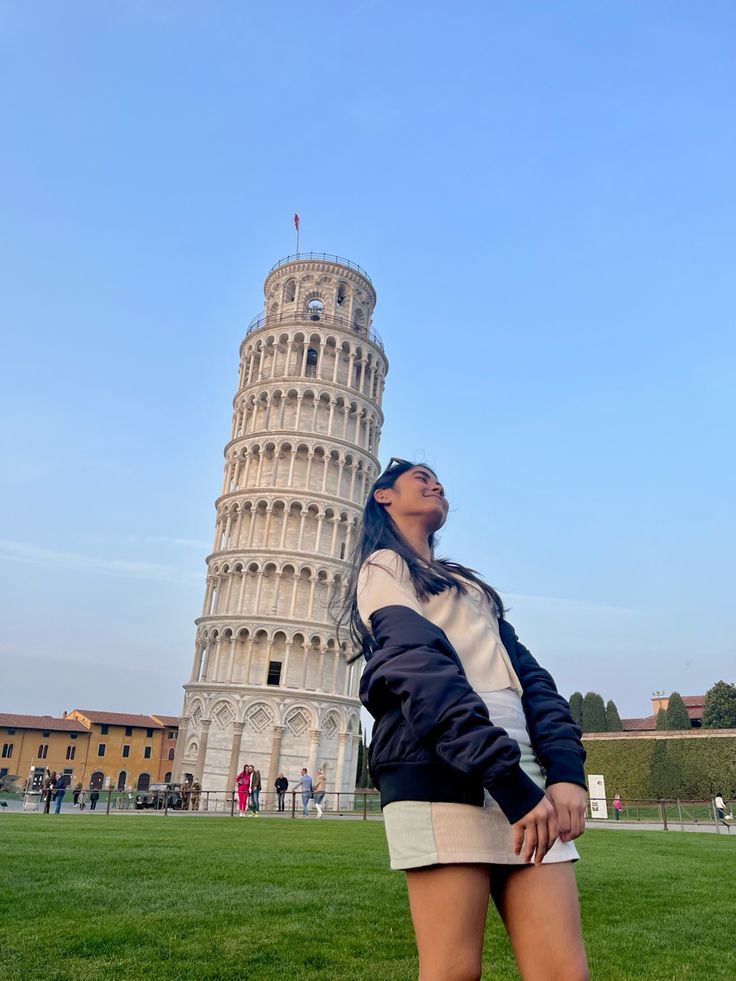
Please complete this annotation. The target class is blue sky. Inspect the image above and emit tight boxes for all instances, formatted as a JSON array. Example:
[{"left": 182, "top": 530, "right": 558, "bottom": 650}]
[{"left": 1, "top": 2, "right": 734, "bottom": 719}]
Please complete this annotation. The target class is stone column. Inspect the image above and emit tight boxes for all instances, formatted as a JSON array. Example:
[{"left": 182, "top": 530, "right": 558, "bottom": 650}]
[
  {"left": 335, "top": 731, "right": 348, "bottom": 794},
  {"left": 307, "top": 728, "right": 322, "bottom": 776},
  {"left": 174, "top": 715, "right": 191, "bottom": 782},
  {"left": 226, "top": 722, "right": 245, "bottom": 792},
  {"left": 267, "top": 725, "right": 285, "bottom": 794},
  {"left": 194, "top": 719, "right": 211, "bottom": 784}
]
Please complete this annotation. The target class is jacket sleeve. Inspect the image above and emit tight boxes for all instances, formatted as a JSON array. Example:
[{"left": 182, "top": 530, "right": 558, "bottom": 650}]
[
  {"left": 366, "top": 605, "right": 545, "bottom": 824},
  {"left": 508, "top": 627, "right": 587, "bottom": 789}
]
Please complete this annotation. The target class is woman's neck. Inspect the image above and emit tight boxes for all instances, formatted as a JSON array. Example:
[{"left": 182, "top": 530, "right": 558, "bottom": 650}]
[{"left": 393, "top": 518, "right": 432, "bottom": 561}]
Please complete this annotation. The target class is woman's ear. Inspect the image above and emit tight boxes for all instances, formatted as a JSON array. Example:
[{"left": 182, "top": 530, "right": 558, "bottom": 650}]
[{"left": 374, "top": 488, "right": 391, "bottom": 506}]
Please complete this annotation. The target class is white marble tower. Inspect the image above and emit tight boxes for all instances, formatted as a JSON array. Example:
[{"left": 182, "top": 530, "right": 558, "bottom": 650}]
[{"left": 174, "top": 253, "right": 387, "bottom": 797}]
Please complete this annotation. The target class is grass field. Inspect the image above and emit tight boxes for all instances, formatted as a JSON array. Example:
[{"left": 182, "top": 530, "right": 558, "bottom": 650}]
[{"left": 1, "top": 816, "right": 734, "bottom": 980}]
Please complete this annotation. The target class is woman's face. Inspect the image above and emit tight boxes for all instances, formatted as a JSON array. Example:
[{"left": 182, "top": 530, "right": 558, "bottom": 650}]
[{"left": 377, "top": 466, "right": 449, "bottom": 532}]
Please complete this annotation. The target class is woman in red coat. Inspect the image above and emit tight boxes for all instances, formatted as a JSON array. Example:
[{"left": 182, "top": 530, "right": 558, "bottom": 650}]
[{"left": 236, "top": 766, "right": 250, "bottom": 817}]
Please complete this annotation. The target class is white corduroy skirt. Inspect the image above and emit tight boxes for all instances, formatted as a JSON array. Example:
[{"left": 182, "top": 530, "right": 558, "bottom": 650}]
[{"left": 382, "top": 688, "right": 580, "bottom": 870}]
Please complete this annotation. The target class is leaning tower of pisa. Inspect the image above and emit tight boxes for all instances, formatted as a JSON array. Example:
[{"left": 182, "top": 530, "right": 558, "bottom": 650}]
[{"left": 174, "top": 253, "right": 387, "bottom": 797}]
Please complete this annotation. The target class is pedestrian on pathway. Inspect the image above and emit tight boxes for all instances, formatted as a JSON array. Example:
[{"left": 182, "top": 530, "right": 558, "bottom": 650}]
[
  {"left": 236, "top": 766, "right": 251, "bottom": 817},
  {"left": 248, "top": 765, "right": 262, "bottom": 816},
  {"left": 89, "top": 790, "right": 100, "bottom": 810},
  {"left": 275, "top": 773, "right": 289, "bottom": 812},
  {"left": 613, "top": 794, "right": 622, "bottom": 821},
  {"left": 73, "top": 782, "right": 82, "bottom": 806},
  {"left": 313, "top": 767, "right": 326, "bottom": 819},
  {"left": 53, "top": 772, "right": 67, "bottom": 814},
  {"left": 294, "top": 768, "right": 313, "bottom": 817},
  {"left": 339, "top": 458, "right": 588, "bottom": 981}
]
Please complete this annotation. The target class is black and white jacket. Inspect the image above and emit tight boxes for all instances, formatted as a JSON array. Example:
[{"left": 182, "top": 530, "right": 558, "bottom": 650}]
[{"left": 360, "top": 605, "right": 586, "bottom": 825}]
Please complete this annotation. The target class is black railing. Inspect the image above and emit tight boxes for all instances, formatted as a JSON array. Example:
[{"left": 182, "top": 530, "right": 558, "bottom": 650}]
[
  {"left": 245, "top": 310, "right": 384, "bottom": 351},
  {"left": 268, "top": 253, "right": 373, "bottom": 284}
]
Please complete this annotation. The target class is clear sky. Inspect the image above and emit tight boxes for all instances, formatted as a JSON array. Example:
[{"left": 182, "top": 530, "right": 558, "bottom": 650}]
[{"left": 1, "top": 2, "right": 734, "bottom": 720}]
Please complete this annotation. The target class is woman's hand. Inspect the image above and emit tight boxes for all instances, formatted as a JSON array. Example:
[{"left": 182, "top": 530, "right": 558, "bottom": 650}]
[
  {"left": 545, "top": 782, "right": 587, "bottom": 842},
  {"left": 511, "top": 796, "right": 558, "bottom": 865}
]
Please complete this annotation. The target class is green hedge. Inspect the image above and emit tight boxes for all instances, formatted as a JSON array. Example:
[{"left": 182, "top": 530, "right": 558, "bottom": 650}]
[{"left": 582, "top": 736, "right": 736, "bottom": 799}]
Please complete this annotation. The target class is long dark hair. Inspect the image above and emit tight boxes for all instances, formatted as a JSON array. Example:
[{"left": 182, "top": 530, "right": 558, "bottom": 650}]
[{"left": 333, "top": 459, "right": 505, "bottom": 661}]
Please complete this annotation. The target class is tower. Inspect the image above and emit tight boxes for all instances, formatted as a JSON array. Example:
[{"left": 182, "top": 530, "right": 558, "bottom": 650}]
[{"left": 174, "top": 253, "right": 387, "bottom": 797}]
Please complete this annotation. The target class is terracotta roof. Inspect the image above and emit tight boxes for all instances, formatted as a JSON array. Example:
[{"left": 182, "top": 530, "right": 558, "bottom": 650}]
[
  {"left": 622, "top": 715, "right": 658, "bottom": 731},
  {"left": 151, "top": 714, "right": 180, "bottom": 727},
  {"left": 69, "top": 710, "right": 163, "bottom": 728},
  {"left": 682, "top": 696, "right": 705, "bottom": 707},
  {"left": 0, "top": 713, "right": 88, "bottom": 732}
]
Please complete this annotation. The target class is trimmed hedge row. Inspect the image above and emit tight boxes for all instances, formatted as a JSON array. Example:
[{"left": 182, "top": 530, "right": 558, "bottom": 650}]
[{"left": 582, "top": 736, "right": 736, "bottom": 798}]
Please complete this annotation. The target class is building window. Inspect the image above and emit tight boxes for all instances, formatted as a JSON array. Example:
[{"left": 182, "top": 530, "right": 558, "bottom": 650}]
[
  {"left": 284, "top": 279, "right": 296, "bottom": 303},
  {"left": 7, "top": 728, "right": 16, "bottom": 735},
  {"left": 144, "top": 746, "right": 152, "bottom": 759},
  {"left": 42, "top": 730, "right": 50, "bottom": 738},
  {"left": 97, "top": 744, "right": 106, "bottom": 757},
  {"left": 167, "top": 748, "right": 175, "bottom": 761},
  {"left": 168, "top": 731, "right": 176, "bottom": 739},
  {"left": 125, "top": 727, "right": 133, "bottom": 737},
  {"left": 305, "top": 348, "right": 318, "bottom": 377},
  {"left": 38, "top": 744, "right": 48, "bottom": 759},
  {"left": 70, "top": 733, "right": 77, "bottom": 740},
  {"left": 266, "top": 661, "right": 282, "bottom": 686},
  {"left": 2, "top": 743, "right": 13, "bottom": 758},
  {"left": 146, "top": 728, "right": 153, "bottom": 738},
  {"left": 122, "top": 745, "right": 130, "bottom": 758},
  {"left": 164, "top": 771, "right": 172, "bottom": 783},
  {"left": 307, "top": 298, "right": 323, "bottom": 321},
  {"left": 137, "top": 773, "right": 150, "bottom": 792},
  {"left": 101, "top": 725, "right": 109, "bottom": 735},
  {"left": 66, "top": 746, "right": 76, "bottom": 760},
  {"left": 0, "top": 768, "right": 7, "bottom": 779}
]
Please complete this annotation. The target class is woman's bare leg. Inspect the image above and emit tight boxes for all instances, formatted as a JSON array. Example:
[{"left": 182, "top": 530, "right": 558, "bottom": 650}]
[
  {"left": 491, "top": 863, "right": 588, "bottom": 981},
  {"left": 405, "top": 864, "right": 492, "bottom": 981}
]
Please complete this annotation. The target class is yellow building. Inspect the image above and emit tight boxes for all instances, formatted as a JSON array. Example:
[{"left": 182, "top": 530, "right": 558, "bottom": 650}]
[
  {"left": 0, "top": 713, "right": 91, "bottom": 791},
  {"left": 66, "top": 710, "right": 177, "bottom": 792}
]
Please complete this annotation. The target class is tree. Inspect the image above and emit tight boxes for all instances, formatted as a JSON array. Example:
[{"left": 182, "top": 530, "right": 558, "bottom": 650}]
[
  {"left": 355, "top": 722, "right": 371, "bottom": 788},
  {"left": 655, "top": 708, "right": 668, "bottom": 730},
  {"left": 702, "top": 681, "right": 736, "bottom": 729},
  {"left": 581, "top": 692, "right": 607, "bottom": 732},
  {"left": 605, "top": 700, "right": 623, "bottom": 732},
  {"left": 665, "top": 692, "right": 691, "bottom": 730},
  {"left": 569, "top": 692, "right": 583, "bottom": 729}
]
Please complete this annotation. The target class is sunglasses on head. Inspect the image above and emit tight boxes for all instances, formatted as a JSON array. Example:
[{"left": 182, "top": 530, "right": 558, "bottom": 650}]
[{"left": 382, "top": 457, "right": 413, "bottom": 472}]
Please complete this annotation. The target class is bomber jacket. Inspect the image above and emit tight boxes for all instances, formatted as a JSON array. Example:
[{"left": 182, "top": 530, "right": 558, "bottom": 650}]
[{"left": 359, "top": 605, "right": 586, "bottom": 825}]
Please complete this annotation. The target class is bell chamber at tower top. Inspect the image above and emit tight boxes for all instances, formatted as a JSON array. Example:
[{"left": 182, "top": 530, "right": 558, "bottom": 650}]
[{"left": 232, "top": 255, "right": 387, "bottom": 444}]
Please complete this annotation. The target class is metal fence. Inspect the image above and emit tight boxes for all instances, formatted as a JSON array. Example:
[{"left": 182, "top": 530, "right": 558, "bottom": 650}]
[
  {"left": 3, "top": 791, "right": 732, "bottom": 832},
  {"left": 588, "top": 797, "right": 733, "bottom": 833},
  {"left": 5, "top": 788, "right": 383, "bottom": 819}
]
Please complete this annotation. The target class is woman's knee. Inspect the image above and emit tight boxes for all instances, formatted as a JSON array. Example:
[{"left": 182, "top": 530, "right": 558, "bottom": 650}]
[{"left": 419, "top": 952, "right": 482, "bottom": 981}]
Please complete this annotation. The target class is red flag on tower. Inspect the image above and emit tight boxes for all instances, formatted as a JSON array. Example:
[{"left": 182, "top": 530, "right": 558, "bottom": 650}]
[{"left": 294, "top": 213, "right": 300, "bottom": 231}]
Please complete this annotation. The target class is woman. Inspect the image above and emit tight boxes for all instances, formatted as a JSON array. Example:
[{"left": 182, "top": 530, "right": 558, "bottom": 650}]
[
  {"left": 338, "top": 458, "right": 588, "bottom": 981},
  {"left": 313, "top": 767, "right": 326, "bottom": 819},
  {"left": 235, "top": 765, "right": 250, "bottom": 818}
]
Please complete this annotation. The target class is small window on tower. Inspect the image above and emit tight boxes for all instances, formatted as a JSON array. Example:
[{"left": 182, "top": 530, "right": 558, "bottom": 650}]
[
  {"left": 285, "top": 279, "right": 296, "bottom": 303},
  {"left": 307, "top": 298, "right": 323, "bottom": 321},
  {"left": 337, "top": 284, "right": 347, "bottom": 306},
  {"left": 267, "top": 661, "right": 282, "bottom": 686},
  {"left": 305, "top": 348, "right": 318, "bottom": 377}
]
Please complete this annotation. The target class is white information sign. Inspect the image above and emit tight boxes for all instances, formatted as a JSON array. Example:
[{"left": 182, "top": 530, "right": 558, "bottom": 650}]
[{"left": 588, "top": 773, "right": 608, "bottom": 819}]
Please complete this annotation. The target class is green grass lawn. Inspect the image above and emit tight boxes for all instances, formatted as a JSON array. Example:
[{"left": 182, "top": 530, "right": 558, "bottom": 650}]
[{"left": 1, "top": 816, "right": 734, "bottom": 980}]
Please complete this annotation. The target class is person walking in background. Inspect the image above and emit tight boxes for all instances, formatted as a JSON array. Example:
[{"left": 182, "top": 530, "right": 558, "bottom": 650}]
[
  {"left": 714, "top": 792, "right": 729, "bottom": 827},
  {"left": 89, "top": 790, "right": 100, "bottom": 810},
  {"left": 53, "top": 772, "right": 67, "bottom": 814},
  {"left": 190, "top": 780, "right": 201, "bottom": 811},
  {"left": 236, "top": 766, "right": 250, "bottom": 817},
  {"left": 613, "top": 794, "right": 622, "bottom": 821},
  {"left": 275, "top": 773, "right": 289, "bottom": 812},
  {"left": 73, "top": 782, "right": 82, "bottom": 806},
  {"left": 339, "top": 458, "right": 588, "bottom": 981},
  {"left": 42, "top": 770, "right": 56, "bottom": 814},
  {"left": 313, "top": 767, "right": 326, "bottom": 819},
  {"left": 247, "top": 764, "right": 262, "bottom": 816},
  {"left": 294, "top": 768, "right": 313, "bottom": 817}
]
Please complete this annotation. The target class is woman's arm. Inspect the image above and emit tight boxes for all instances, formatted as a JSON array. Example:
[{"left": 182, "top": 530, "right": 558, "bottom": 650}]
[{"left": 504, "top": 626, "right": 586, "bottom": 789}]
